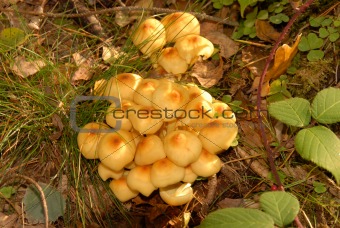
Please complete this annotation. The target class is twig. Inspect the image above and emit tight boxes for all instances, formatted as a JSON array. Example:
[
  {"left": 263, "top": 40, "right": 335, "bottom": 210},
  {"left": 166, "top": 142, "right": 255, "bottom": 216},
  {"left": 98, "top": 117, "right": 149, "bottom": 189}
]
[
  {"left": 199, "top": 174, "right": 217, "bottom": 218},
  {"left": 0, "top": 6, "right": 238, "bottom": 26},
  {"left": 256, "top": 1, "right": 314, "bottom": 227}
]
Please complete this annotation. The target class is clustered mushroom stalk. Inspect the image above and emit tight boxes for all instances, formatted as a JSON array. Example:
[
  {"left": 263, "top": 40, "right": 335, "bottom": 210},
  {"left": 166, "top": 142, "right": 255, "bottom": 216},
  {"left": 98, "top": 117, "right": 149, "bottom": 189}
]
[{"left": 77, "top": 13, "right": 238, "bottom": 206}]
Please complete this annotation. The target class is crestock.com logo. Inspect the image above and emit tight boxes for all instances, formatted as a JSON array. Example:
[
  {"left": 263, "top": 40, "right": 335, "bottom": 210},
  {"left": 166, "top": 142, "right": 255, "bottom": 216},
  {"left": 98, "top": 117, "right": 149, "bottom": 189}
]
[
  {"left": 70, "top": 95, "right": 240, "bottom": 133},
  {"left": 70, "top": 96, "right": 122, "bottom": 133}
]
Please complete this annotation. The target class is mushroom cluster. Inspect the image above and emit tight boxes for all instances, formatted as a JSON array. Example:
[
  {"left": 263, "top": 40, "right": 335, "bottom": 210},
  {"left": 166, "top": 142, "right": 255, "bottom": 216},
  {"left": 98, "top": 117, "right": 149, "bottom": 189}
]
[
  {"left": 131, "top": 13, "right": 214, "bottom": 74},
  {"left": 77, "top": 73, "right": 238, "bottom": 206}
]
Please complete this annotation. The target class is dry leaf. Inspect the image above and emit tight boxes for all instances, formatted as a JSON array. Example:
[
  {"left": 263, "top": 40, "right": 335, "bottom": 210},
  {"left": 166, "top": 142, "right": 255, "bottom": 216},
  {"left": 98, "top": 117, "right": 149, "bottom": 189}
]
[
  {"left": 115, "top": 0, "right": 153, "bottom": 27},
  {"left": 255, "top": 19, "right": 281, "bottom": 42},
  {"left": 191, "top": 58, "right": 223, "bottom": 88},
  {"left": 102, "top": 46, "right": 124, "bottom": 64},
  {"left": 205, "top": 31, "right": 239, "bottom": 59},
  {"left": 265, "top": 34, "right": 301, "bottom": 81},
  {"left": 11, "top": 56, "right": 46, "bottom": 78}
]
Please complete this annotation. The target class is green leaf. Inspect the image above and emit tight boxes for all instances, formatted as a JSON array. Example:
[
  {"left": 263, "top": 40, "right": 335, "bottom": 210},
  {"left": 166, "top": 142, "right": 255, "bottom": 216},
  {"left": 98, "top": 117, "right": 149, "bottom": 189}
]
[
  {"left": 268, "top": 98, "right": 311, "bottom": 127},
  {"left": 260, "top": 192, "right": 300, "bottom": 227},
  {"left": 199, "top": 208, "right": 274, "bottom": 228},
  {"left": 307, "top": 50, "right": 324, "bottom": 61},
  {"left": 313, "top": 181, "right": 327, "bottom": 193},
  {"left": 0, "top": 186, "right": 16, "bottom": 199},
  {"left": 334, "top": 20, "right": 340, "bottom": 27},
  {"left": 23, "top": 182, "right": 66, "bottom": 223},
  {"left": 213, "top": 2, "right": 223, "bottom": 9},
  {"left": 295, "top": 126, "right": 340, "bottom": 184},
  {"left": 329, "top": 32, "right": 339, "bottom": 42},
  {"left": 274, "top": 5, "right": 284, "bottom": 13},
  {"left": 222, "top": 0, "right": 235, "bottom": 5},
  {"left": 321, "top": 18, "right": 332, "bottom": 27},
  {"left": 309, "top": 16, "right": 325, "bottom": 27},
  {"left": 257, "top": 10, "right": 268, "bottom": 20},
  {"left": 319, "top": 27, "right": 329, "bottom": 38},
  {"left": 311, "top": 87, "right": 340, "bottom": 124},
  {"left": 238, "top": 0, "right": 258, "bottom": 17},
  {"left": 298, "top": 36, "right": 310, "bottom": 51},
  {"left": 269, "top": 15, "right": 283, "bottom": 24},
  {"left": 0, "top": 28, "right": 28, "bottom": 52},
  {"left": 307, "top": 33, "right": 323, "bottom": 49}
]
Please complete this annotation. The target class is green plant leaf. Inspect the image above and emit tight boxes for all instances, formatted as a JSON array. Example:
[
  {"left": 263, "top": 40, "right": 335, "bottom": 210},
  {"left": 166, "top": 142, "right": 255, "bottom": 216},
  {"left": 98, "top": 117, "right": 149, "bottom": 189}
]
[
  {"left": 321, "top": 18, "right": 332, "bottom": 27},
  {"left": 298, "top": 36, "right": 310, "bottom": 51},
  {"left": 268, "top": 98, "right": 311, "bottom": 127},
  {"left": 199, "top": 208, "right": 274, "bottom": 228},
  {"left": 213, "top": 1, "right": 223, "bottom": 9},
  {"left": 319, "top": 27, "right": 329, "bottom": 38},
  {"left": 0, "top": 186, "right": 16, "bottom": 199},
  {"left": 313, "top": 181, "right": 327, "bottom": 193},
  {"left": 23, "top": 182, "right": 66, "bottom": 223},
  {"left": 307, "top": 33, "right": 323, "bottom": 49},
  {"left": 307, "top": 50, "right": 324, "bottom": 61},
  {"left": 334, "top": 20, "right": 340, "bottom": 27},
  {"left": 0, "top": 27, "right": 28, "bottom": 52},
  {"left": 329, "top": 32, "right": 339, "bottom": 42},
  {"left": 309, "top": 16, "right": 325, "bottom": 27},
  {"left": 260, "top": 192, "right": 300, "bottom": 227},
  {"left": 311, "top": 87, "right": 340, "bottom": 124},
  {"left": 295, "top": 126, "right": 340, "bottom": 184},
  {"left": 257, "top": 10, "right": 268, "bottom": 20},
  {"left": 222, "top": 0, "right": 234, "bottom": 5},
  {"left": 238, "top": 0, "right": 258, "bottom": 17}
]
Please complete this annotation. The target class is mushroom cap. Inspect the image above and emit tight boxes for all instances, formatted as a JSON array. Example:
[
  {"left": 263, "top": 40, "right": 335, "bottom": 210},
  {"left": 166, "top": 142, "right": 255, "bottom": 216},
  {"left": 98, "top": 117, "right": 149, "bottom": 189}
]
[
  {"left": 77, "top": 122, "right": 110, "bottom": 159},
  {"left": 212, "top": 101, "right": 236, "bottom": 122},
  {"left": 157, "top": 47, "right": 188, "bottom": 74},
  {"left": 186, "top": 84, "right": 213, "bottom": 103},
  {"left": 198, "top": 118, "right": 238, "bottom": 154},
  {"left": 161, "top": 12, "right": 200, "bottom": 42},
  {"left": 181, "top": 99, "right": 214, "bottom": 131},
  {"left": 182, "top": 166, "right": 198, "bottom": 183},
  {"left": 126, "top": 165, "right": 157, "bottom": 197},
  {"left": 133, "top": 78, "right": 161, "bottom": 107},
  {"left": 131, "top": 18, "right": 166, "bottom": 56},
  {"left": 159, "top": 183, "right": 193, "bottom": 206},
  {"left": 106, "top": 100, "right": 135, "bottom": 131},
  {"left": 152, "top": 79, "right": 189, "bottom": 121},
  {"left": 134, "top": 135, "right": 166, "bottom": 166},
  {"left": 103, "top": 73, "right": 142, "bottom": 101},
  {"left": 174, "top": 34, "right": 214, "bottom": 65},
  {"left": 109, "top": 176, "right": 139, "bottom": 202},
  {"left": 150, "top": 158, "right": 185, "bottom": 188},
  {"left": 163, "top": 130, "right": 202, "bottom": 167},
  {"left": 127, "top": 104, "right": 164, "bottom": 134},
  {"left": 190, "top": 149, "right": 222, "bottom": 177},
  {"left": 98, "top": 162, "right": 124, "bottom": 181},
  {"left": 98, "top": 130, "right": 136, "bottom": 171}
]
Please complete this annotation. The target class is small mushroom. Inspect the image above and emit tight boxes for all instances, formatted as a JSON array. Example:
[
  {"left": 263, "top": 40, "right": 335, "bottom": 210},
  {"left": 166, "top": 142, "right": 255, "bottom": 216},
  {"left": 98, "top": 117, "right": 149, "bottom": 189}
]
[
  {"left": 131, "top": 18, "right": 166, "bottom": 56},
  {"left": 186, "top": 84, "right": 213, "bottom": 103},
  {"left": 98, "top": 130, "right": 136, "bottom": 171},
  {"left": 150, "top": 158, "right": 185, "bottom": 188},
  {"left": 133, "top": 78, "right": 161, "bottom": 107},
  {"left": 103, "top": 73, "right": 142, "bottom": 101},
  {"left": 109, "top": 176, "right": 139, "bottom": 202},
  {"left": 126, "top": 165, "right": 157, "bottom": 197},
  {"left": 161, "top": 12, "right": 200, "bottom": 42},
  {"left": 198, "top": 118, "right": 238, "bottom": 154},
  {"left": 77, "top": 122, "right": 110, "bottom": 159},
  {"left": 157, "top": 47, "right": 188, "bottom": 74},
  {"left": 134, "top": 135, "right": 166, "bottom": 166},
  {"left": 190, "top": 149, "right": 222, "bottom": 177},
  {"left": 127, "top": 104, "right": 164, "bottom": 134},
  {"left": 98, "top": 162, "right": 124, "bottom": 181},
  {"left": 182, "top": 166, "right": 198, "bottom": 183},
  {"left": 174, "top": 34, "right": 214, "bottom": 65},
  {"left": 212, "top": 101, "right": 236, "bottom": 122},
  {"left": 163, "top": 130, "right": 202, "bottom": 167},
  {"left": 106, "top": 100, "right": 135, "bottom": 131},
  {"left": 181, "top": 99, "right": 214, "bottom": 131},
  {"left": 159, "top": 182, "right": 193, "bottom": 206}
]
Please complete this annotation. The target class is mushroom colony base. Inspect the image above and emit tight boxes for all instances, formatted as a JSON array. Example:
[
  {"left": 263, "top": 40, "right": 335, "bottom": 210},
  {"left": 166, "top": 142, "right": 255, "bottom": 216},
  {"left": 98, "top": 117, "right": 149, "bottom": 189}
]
[{"left": 77, "top": 73, "right": 238, "bottom": 206}]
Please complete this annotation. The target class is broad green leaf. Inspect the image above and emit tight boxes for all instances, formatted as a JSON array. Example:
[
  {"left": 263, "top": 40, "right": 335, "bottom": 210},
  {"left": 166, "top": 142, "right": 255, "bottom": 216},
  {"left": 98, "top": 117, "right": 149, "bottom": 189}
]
[
  {"left": 329, "top": 32, "right": 339, "bottom": 42},
  {"left": 238, "top": 0, "right": 258, "bottom": 17},
  {"left": 0, "top": 186, "right": 16, "bottom": 198},
  {"left": 309, "top": 16, "right": 325, "bottom": 27},
  {"left": 321, "top": 18, "right": 332, "bottom": 27},
  {"left": 307, "top": 50, "right": 324, "bottom": 61},
  {"left": 298, "top": 36, "right": 310, "bottom": 51},
  {"left": 268, "top": 98, "right": 311, "bottom": 127},
  {"left": 311, "top": 87, "right": 340, "bottom": 124},
  {"left": 260, "top": 192, "right": 300, "bottom": 227},
  {"left": 319, "top": 27, "right": 329, "bottom": 38},
  {"left": 307, "top": 33, "right": 323, "bottom": 49},
  {"left": 23, "top": 182, "right": 65, "bottom": 223},
  {"left": 0, "top": 28, "right": 27, "bottom": 52},
  {"left": 222, "top": 0, "right": 234, "bottom": 5},
  {"left": 257, "top": 10, "right": 268, "bottom": 20},
  {"left": 200, "top": 208, "right": 274, "bottom": 228},
  {"left": 295, "top": 126, "right": 340, "bottom": 184}
]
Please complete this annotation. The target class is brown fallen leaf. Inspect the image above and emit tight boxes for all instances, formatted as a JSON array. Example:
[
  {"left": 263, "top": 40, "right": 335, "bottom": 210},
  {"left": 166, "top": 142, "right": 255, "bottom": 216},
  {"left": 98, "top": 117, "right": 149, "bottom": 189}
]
[
  {"left": 204, "top": 31, "right": 239, "bottom": 59},
  {"left": 11, "top": 56, "right": 46, "bottom": 78},
  {"left": 255, "top": 19, "right": 281, "bottom": 42},
  {"left": 115, "top": 0, "right": 153, "bottom": 27},
  {"left": 71, "top": 53, "right": 94, "bottom": 84},
  {"left": 191, "top": 58, "right": 223, "bottom": 88}
]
